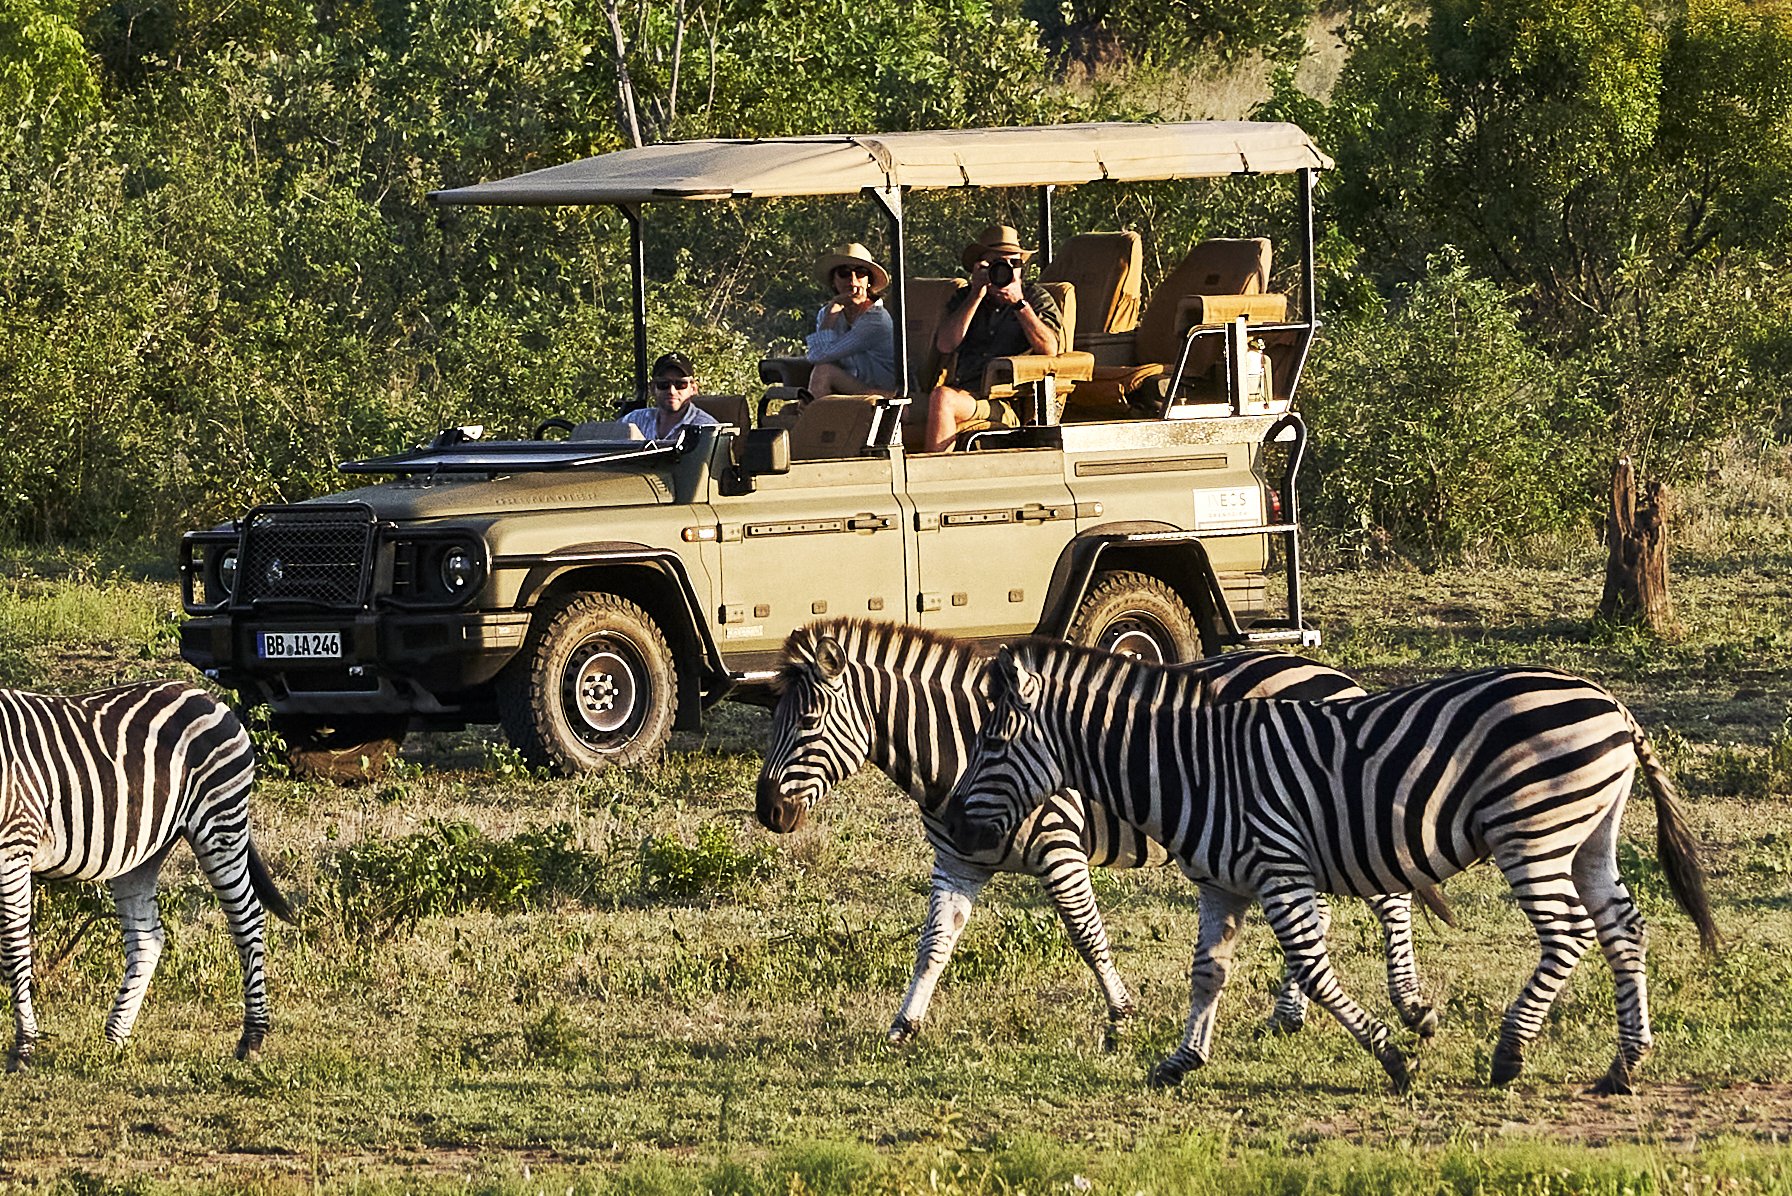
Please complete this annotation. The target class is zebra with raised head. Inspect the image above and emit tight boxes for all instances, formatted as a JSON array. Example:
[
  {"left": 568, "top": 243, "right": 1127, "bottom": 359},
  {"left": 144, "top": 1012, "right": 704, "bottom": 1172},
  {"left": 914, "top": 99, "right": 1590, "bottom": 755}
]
[
  {"left": 755, "top": 619, "right": 1433, "bottom": 1048},
  {"left": 1, "top": 680, "right": 295, "bottom": 1071},
  {"left": 944, "top": 640, "right": 1720, "bottom": 1094}
]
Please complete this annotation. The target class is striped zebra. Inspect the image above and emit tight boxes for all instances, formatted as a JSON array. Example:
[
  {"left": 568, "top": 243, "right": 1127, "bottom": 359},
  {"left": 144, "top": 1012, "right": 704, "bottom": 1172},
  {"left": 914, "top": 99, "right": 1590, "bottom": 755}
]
[
  {"left": 755, "top": 619, "right": 1432, "bottom": 1049},
  {"left": 943, "top": 641, "right": 1720, "bottom": 1094},
  {"left": 1, "top": 681, "right": 296, "bottom": 1071}
]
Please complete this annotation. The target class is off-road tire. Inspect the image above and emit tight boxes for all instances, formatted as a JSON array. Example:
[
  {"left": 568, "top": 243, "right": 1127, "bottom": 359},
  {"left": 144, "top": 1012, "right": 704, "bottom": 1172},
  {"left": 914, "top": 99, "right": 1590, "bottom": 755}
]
[
  {"left": 497, "top": 592, "right": 676, "bottom": 775},
  {"left": 272, "top": 714, "right": 408, "bottom": 784},
  {"left": 1067, "top": 571, "right": 1203, "bottom": 664}
]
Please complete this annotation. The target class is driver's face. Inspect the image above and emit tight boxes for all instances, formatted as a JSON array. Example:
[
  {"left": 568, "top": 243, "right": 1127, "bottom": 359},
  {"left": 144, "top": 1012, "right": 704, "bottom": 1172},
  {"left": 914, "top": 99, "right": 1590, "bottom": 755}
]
[{"left": 652, "top": 374, "right": 696, "bottom": 411}]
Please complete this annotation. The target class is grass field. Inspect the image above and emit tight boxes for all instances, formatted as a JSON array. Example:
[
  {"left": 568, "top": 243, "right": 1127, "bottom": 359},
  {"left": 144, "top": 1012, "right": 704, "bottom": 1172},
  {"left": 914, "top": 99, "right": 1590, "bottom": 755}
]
[{"left": 0, "top": 450, "right": 1790, "bottom": 1193}]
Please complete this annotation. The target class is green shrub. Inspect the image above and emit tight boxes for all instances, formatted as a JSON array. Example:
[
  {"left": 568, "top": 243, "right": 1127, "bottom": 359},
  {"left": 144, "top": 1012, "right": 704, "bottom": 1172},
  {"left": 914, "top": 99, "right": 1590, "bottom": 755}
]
[
  {"left": 326, "top": 819, "right": 606, "bottom": 936},
  {"left": 1302, "top": 252, "right": 1606, "bottom": 565},
  {"left": 637, "top": 824, "right": 775, "bottom": 901}
]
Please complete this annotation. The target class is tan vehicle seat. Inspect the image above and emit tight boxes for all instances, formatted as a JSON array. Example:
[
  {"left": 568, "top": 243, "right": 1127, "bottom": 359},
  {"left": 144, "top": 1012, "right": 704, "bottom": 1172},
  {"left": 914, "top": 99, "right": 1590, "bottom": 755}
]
[
  {"left": 1072, "top": 237, "right": 1279, "bottom": 415},
  {"left": 571, "top": 419, "right": 646, "bottom": 441},
  {"left": 788, "top": 395, "right": 879, "bottom": 462},
  {"left": 694, "top": 394, "right": 751, "bottom": 430},
  {"left": 1038, "top": 231, "right": 1143, "bottom": 340}
]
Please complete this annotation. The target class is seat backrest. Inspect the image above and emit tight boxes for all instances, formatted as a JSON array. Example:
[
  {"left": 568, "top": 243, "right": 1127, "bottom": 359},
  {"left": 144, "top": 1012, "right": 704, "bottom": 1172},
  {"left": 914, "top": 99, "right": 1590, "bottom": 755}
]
[
  {"left": 787, "top": 395, "right": 879, "bottom": 462},
  {"left": 694, "top": 393, "right": 750, "bottom": 430},
  {"left": 902, "top": 276, "right": 968, "bottom": 392},
  {"left": 1037, "top": 280, "right": 1077, "bottom": 350},
  {"left": 1038, "top": 232, "right": 1142, "bottom": 338},
  {"left": 1135, "top": 237, "right": 1272, "bottom": 366},
  {"left": 571, "top": 419, "right": 646, "bottom": 441}
]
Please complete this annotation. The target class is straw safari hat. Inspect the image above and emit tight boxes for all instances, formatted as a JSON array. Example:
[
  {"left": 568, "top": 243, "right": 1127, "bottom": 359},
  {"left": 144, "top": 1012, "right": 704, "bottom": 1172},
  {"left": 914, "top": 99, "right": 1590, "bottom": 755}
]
[
  {"left": 815, "top": 242, "right": 890, "bottom": 294},
  {"left": 960, "top": 223, "right": 1036, "bottom": 270}
]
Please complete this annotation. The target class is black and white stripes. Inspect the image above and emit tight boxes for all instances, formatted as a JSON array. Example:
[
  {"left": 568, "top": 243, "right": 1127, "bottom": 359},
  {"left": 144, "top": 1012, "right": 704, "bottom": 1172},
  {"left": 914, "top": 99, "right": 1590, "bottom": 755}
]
[
  {"left": 0, "top": 681, "right": 294, "bottom": 1070},
  {"left": 944, "top": 640, "right": 1719, "bottom": 1093},
  {"left": 755, "top": 619, "right": 1430, "bottom": 1047}
]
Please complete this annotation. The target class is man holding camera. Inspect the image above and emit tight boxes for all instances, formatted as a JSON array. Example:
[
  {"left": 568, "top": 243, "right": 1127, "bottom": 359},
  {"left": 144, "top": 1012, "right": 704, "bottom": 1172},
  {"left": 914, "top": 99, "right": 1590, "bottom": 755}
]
[{"left": 921, "top": 224, "right": 1063, "bottom": 452}]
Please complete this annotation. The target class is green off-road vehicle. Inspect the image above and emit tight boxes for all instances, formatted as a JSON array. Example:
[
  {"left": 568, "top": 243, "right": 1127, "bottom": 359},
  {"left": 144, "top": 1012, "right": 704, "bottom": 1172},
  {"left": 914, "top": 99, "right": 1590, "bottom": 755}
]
[{"left": 179, "top": 121, "right": 1333, "bottom": 778}]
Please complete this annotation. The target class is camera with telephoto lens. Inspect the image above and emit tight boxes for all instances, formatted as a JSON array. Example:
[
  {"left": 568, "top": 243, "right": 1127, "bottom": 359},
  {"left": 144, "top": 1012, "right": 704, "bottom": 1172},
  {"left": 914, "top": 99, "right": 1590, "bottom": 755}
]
[{"left": 985, "top": 257, "right": 1016, "bottom": 288}]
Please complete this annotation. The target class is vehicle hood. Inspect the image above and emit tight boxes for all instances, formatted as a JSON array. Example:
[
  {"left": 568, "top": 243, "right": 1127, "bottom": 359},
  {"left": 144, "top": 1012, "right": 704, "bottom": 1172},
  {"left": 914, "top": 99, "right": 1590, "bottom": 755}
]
[{"left": 315, "top": 469, "right": 678, "bottom": 521}]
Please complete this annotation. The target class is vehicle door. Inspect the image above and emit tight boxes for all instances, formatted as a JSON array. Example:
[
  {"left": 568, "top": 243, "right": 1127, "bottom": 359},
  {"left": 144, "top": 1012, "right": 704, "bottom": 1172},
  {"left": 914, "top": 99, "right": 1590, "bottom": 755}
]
[
  {"left": 707, "top": 455, "right": 908, "bottom": 658},
  {"left": 901, "top": 448, "right": 1078, "bottom": 638}
]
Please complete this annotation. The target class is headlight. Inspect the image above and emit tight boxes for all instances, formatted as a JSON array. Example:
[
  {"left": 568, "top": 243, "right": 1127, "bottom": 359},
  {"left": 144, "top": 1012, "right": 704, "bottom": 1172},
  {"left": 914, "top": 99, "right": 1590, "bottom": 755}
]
[
  {"left": 440, "top": 547, "right": 480, "bottom": 594},
  {"left": 216, "top": 549, "right": 239, "bottom": 599}
]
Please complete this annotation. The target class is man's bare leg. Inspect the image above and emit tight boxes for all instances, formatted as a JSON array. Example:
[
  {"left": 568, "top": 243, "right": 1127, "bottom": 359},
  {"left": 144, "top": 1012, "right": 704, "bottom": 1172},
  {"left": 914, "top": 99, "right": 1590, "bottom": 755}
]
[{"left": 925, "top": 384, "right": 980, "bottom": 452}]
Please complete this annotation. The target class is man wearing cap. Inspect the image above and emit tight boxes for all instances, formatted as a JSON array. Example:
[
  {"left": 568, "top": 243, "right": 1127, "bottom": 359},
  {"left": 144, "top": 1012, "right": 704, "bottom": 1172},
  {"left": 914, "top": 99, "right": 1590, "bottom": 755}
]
[
  {"left": 806, "top": 242, "right": 897, "bottom": 396},
  {"left": 922, "top": 223, "right": 1063, "bottom": 452},
  {"left": 622, "top": 351, "right": 721, "bottom": 441}
]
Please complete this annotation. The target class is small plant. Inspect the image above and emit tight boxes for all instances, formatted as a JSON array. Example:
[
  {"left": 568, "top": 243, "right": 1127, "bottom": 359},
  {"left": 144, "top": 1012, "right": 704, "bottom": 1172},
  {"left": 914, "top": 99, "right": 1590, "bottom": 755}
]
[
  {"left": 325, "top": 820, "right": 609, "bottom": 937},
  {"left": 521, "top": 1002, "right": 586, "bottom": 1066},
  {"left": 480, "top": 738, "right": 547, "bottom": 781},
  {"left": 637, "top": 824, "right": 775, "bottom": 901}
]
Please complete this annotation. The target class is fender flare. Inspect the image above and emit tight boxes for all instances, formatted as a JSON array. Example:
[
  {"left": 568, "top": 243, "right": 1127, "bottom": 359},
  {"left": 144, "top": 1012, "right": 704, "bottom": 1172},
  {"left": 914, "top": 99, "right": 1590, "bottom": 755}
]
[
  {"left": 1033, "top": 523, "right": 1242, "bottom": 653},
  {"left": 496, "top": 542, "right": 728, "bottom": 726}
]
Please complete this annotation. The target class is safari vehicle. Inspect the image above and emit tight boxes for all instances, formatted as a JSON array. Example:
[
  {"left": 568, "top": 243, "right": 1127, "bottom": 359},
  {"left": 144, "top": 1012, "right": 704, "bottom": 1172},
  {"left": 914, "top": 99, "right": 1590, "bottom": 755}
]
[{"left": 179, "top": 121, "right": 1333, "bottom": 777}]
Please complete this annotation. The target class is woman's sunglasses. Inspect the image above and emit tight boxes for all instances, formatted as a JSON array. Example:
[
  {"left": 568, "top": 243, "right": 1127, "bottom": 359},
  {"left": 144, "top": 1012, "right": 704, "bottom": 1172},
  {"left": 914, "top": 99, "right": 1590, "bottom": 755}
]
[{"left": 832, "top": 265, "right": 872, "bottom": 280}]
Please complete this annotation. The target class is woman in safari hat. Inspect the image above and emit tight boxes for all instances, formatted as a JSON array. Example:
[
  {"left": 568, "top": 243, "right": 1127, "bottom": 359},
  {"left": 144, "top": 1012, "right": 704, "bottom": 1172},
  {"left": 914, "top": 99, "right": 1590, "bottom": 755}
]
[
  {"left": 804, "top": 242, "right": 897, "bottom": 397},
  {"left": 923, "top": 223, "right": 1062, "bottom": 452}
]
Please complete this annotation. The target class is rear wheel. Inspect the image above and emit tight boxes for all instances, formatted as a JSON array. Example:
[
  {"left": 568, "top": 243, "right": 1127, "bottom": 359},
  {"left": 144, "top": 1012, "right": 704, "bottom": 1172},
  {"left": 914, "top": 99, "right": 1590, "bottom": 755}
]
[
  {"left": 271, "top": 713, "right": 408, "bottom": 784},
  {"left": 1067, "top": 571, "right": 1203, "bottom": 664},
  {"left": 497, "top": 592, "right": 676, "bottom": 775}
]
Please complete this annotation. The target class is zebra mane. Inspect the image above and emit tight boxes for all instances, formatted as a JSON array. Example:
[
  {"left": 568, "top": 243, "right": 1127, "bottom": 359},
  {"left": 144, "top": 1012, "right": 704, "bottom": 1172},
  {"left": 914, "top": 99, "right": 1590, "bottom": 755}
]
[{"left": 773, "top": 618, "right": 982, "bottom": 691}]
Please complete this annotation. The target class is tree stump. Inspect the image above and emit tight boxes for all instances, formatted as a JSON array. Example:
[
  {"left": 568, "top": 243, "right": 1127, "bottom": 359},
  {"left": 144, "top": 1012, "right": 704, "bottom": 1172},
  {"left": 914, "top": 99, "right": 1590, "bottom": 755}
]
[{"left": 1597, "top": 455, "right": 1676, "bottom": 634}]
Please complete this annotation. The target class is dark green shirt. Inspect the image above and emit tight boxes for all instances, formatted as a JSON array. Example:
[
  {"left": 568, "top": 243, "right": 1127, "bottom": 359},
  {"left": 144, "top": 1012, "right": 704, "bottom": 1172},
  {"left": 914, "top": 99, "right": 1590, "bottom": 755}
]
[{"left": 946, "top": 280, "right": 1063, "bottom": 391}]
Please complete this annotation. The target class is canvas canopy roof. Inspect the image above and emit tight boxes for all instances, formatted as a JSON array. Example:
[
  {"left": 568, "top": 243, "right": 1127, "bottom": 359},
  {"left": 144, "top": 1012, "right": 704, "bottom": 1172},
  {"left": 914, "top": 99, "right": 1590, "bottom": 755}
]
[{"left": 428, "top": 121, "right": 1331, "bottom": 207}]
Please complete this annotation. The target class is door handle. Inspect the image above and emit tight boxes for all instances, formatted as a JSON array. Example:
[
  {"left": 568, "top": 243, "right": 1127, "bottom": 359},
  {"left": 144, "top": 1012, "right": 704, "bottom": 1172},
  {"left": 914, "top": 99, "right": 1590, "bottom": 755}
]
[
  {"left": 847, "top": 514, "right": 894, "bottom": 531},
  {"left": 1016, "top": 503, "right": 1073, "bottom": 523}
]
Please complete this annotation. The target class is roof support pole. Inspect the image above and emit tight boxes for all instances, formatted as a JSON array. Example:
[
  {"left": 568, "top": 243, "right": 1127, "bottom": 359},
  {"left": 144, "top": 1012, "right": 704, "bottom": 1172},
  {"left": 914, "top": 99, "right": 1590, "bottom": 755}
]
[
  {"left": 1299, "top": 168, "right": 1319, "bottom": 331},
  {"left": 866, "top": 185, "right": 908, "bottom": 448},
  {"left": 619, "top": 202, "right": 649, "bottom": 405},
  {"left": 1037, "top": 184, "right": 1055, "bottom": 266}
]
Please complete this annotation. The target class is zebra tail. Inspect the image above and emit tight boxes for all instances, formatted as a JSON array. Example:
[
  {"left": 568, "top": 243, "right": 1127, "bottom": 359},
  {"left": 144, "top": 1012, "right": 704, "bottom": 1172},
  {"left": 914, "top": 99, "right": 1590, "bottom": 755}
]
[
  {"left": 1412, "top": 878, "right": 1458, "bottom": 929},
  {"left": 248, "top": 839, "right": 299, "bottom": 924},
  {"left": 1632, "top": 716, "right": 1720, "bottom": 954}
]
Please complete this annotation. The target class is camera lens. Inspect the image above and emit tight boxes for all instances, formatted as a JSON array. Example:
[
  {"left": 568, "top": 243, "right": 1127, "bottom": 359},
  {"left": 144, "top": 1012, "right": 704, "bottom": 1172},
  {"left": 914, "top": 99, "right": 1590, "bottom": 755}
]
[{"left": 987, "top": 258, "right": 1015, "bottom": 288}]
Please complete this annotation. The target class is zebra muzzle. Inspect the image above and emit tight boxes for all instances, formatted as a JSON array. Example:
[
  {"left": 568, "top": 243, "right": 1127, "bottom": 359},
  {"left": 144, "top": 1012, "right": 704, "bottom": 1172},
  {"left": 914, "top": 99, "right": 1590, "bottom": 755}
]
[{"left": 755, "top": 777, "right": 810, "bottom": 833}]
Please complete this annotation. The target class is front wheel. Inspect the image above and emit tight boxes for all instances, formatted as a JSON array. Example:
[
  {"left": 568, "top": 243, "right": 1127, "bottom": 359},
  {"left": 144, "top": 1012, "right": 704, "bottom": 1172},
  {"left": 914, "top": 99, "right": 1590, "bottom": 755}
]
[
  {"left": 1066, "top": 571, "right": 1204, "bottom": 664},
  {"left": 497, "top": 592, "right": 677, "bottom": 775}
]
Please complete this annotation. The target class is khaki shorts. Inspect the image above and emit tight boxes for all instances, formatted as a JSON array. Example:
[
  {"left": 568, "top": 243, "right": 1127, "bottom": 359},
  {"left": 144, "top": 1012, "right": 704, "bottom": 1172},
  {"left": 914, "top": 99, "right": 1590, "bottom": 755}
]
[{"left": 967, "top": 396, "right": 1021, "bottom": 428}]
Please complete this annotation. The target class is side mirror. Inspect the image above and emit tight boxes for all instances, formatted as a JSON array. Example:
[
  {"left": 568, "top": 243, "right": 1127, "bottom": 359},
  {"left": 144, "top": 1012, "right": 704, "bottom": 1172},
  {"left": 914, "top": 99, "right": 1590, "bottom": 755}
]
[{"left": 741, "top": 427, "right": 790, "bottom": 476}]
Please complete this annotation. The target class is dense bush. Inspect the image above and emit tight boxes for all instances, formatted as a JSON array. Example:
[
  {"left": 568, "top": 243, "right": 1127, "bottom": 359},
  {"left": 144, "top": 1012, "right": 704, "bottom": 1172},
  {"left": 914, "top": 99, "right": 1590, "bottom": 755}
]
[{"left": 1301, "top": 254, "right": 1605, "bottom": 564}]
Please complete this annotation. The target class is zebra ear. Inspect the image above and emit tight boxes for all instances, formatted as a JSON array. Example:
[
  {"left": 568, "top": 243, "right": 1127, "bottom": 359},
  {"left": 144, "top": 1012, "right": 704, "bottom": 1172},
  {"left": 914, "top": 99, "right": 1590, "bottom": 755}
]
[
  {"left": 991, "top": 646, "right": 1036, "bottom": 710},
  {"left": 815, "top": 637, "right": 847, "bottom": 681}
]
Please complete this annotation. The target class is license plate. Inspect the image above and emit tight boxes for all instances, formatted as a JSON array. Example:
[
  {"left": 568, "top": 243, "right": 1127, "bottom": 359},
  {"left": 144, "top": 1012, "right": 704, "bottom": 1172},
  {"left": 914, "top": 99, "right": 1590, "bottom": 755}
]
[
  {"left": 1192, "top": 486, "right": 1264, "bottom": 530},
  {"left": 258, "top": 631, "right": 342, "bottom": 660}
]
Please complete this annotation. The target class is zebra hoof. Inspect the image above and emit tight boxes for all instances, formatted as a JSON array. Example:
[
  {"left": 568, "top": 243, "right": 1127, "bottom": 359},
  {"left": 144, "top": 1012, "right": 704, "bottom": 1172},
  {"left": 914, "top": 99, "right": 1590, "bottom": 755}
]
[
  {"left": 6, "top": 1044, "right": 33, "bottom": 1074},
  {"left": 1588, "top": 1058, "right": 1636, "bottom": 1096},
  {"left": 885, "top": 1018, "right": 920, "bottom": 1049},
  {"left": 1264, "top": 1009, "right": 1306, "bottom": 1037},
  {"left": 1147, "top": 1050, "right": 1202, "bottom": 1089},
  {"left": 1489, "top": 1039, "right": 1525, "bottom": 1085},
  {"left": 1380, "top": 1048, "right": 1415, "bottom": 1094},
  {"left": 235, "top": 1029, "right": 267, "bottom": 1061},
  {"left": 1408, "top": 1007, "right": 1439, "bottom": 1040},
  {"left": 1102, "top": 1014, "right": 1133, "bottom": 1054}
]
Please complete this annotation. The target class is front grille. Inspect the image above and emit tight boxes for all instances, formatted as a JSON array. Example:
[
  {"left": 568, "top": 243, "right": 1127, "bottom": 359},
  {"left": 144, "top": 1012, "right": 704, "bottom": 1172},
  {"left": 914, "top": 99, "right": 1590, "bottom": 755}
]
[{"left": 237, "top": 504, "right": 375, "bottom": 609}]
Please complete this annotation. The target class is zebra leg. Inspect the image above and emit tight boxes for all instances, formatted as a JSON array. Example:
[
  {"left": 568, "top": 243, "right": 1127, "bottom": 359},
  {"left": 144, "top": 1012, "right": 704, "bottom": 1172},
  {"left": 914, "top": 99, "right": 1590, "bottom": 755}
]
[
  {"left": 104, "top": 856, "right": 169, "bottom": 1047},
  {"left": 1489, "top": 847, "right": 1596, "bottom": 1086},
  {"left": 0, "top": 854, "right": 37, "bottom": 1072},
  {"left": 1368, "top": 893, "right": 1437, "bottom": 1038},
  {"left": 888, "top": 858, "right": 991, "bottom": 1047},
  {"left": 1260, "top": 881, "right": 1413, "bottom": 1094},
  {"left": 188, "top": 827, "right": 273, "bottom": 1060},
  {"left": 1266, "top": 893, "right": 1329, "bottom": 1035},
  {"left": 1029, "top": 836, "right": 1134, "bottom": 1051},
  {"left": 1151, "top": 884, "right": 1250, "bottom": 1088},
  {"left": 1574, "top": 814, "right": 1653, "bottom": 1096}
]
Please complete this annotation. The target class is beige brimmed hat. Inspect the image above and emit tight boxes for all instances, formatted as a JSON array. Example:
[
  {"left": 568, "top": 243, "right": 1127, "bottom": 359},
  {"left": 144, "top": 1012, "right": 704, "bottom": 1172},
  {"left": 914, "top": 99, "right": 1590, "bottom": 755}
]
[
  {"left": 816, "top": 242, "right": 890, "bottom": 293},
  {"left": 961, "top": 223, "right": 1036, "bottom": 270}
]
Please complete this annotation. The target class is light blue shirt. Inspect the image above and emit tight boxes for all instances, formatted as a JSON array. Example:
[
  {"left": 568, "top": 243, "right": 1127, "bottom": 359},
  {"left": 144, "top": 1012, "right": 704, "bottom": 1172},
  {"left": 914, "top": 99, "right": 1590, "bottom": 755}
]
[
  {"left": 621, "top": 401, "right": 720, "bottom": 441},
  {"left": 806, "top": 300, "right": 897, "bottom": 391}
]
